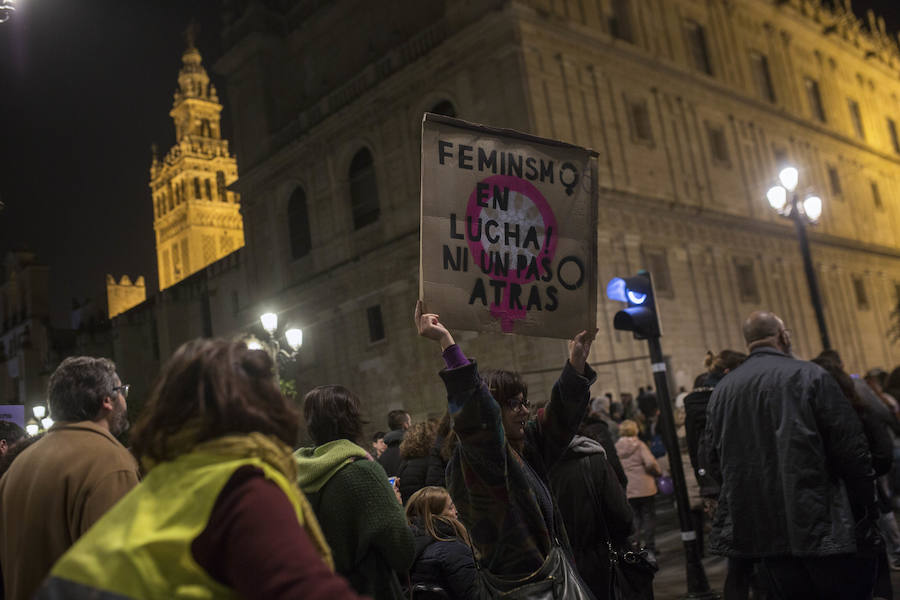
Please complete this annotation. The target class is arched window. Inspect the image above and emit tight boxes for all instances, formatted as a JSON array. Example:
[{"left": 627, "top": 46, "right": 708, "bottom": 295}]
[
  {"left": 288, "top": 187, "right": 312, "bottom": 260},
  {"left": 216, "top": 171, "right": 227, "bottom": 202},
  {"left": 205, "top": 179, "right": 212, "bottom": 200},
  {"left": 349, "top": 148, "right": 379, "bottom": 230},
  {"left": 193, "top": 177, "right": 201, "bottom": 199},
  {"left": 430, "top": 100, "right": 456, "bottom": 117}
]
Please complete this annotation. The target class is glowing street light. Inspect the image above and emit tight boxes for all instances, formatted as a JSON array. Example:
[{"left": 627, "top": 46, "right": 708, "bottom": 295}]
[
  {"left": 285, "top": 328, "right": 303, "bottom": 352},
  {"left": 765, "top": 166, "right": 830, "bottom": 350},
  {"left": 0, "top": 0, "right": 16, "bottom": 24},
  {"left": 766, "top": 185, "right": 787, "bottom": 212},
  {"left": 25, "top": 422, "right": 39, "bottom": 436},
  {"left": 32, "top": 405, "right": 46, "bottom": 419},
  {"left": 802, "top": 195, "right": 822, "bottom": 222},
  {"left": 260, "top": 312, "right": 278, "bottom": 334},
  {"left": 778, "top": 166, "right": 799, "bottom": 192}
]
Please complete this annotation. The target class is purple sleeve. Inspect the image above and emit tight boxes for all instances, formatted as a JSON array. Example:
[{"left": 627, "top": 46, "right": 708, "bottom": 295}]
[{"left": 442, "top": 344, "right": 470, "bottom": 370}]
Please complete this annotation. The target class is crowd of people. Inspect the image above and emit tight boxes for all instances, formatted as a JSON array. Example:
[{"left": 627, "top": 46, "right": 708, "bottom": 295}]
[{"left": 0, "top": 303, "right": 897, "bottom": 600}]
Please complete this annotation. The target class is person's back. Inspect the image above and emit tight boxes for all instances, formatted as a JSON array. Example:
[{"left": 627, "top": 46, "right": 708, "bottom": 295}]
[
  {"left": 708, "top": 349, "right": 868, "bottom": 556},
  {"left": 549, "top": 436, "right": 632, "bottom": 599},
  {"left": 0, "top": 357, "right": 139, "bottom": 600},
  {"left": 706, "top": 311, "right": 876, "bottom": 600},
  {"left": 1, "top": 424, "right": 138, "bottom": 600},
  {"left": 297, "top": 387, "right": 415, "bottom": 600}
]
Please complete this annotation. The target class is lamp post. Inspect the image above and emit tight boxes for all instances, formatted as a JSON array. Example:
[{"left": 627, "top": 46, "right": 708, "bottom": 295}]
[
  {"left": 26, "top": 404, "right": 53, "bottom": 436},
  {"left": 766, "top": 166, "right": 830, "bottom": 351},
  {"left": 256, "top": 312, "right": 303, "bottom": 379}
]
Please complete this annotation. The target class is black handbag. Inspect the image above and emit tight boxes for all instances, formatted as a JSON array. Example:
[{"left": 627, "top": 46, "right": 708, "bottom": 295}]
[
  {"left": 474, "top": 543, "right": 594, "bottom": 600},
  {"left": 607, "top": 543, "right": 657, "bottom": 600},
  {"left": 579, "top": 453, "right": 658, "bottom": 600}
]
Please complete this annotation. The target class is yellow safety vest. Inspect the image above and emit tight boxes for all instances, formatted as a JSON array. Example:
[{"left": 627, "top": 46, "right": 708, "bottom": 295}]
[{"left": 47, "top": 450, "right": 323, "bottom": 599}]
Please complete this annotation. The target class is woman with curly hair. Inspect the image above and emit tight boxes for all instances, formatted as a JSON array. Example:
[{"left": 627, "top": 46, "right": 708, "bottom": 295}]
[
  {"left": 398, "top": 420, "right": 438, "bottom": 504},
  {"left": 406, "top": 486, "right": 477, "bottom": 600},
  {"left": 37, "top": 338, "right": 363, "bottom": 600}
]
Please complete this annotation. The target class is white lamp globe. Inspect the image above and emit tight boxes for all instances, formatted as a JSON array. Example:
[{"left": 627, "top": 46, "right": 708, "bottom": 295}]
[
  {"left": 778, "top": 166, "right": 799, "bottom": 192},
  {"left": 803, "top": 196, "right": 823, "bottom": 222},
  {"left": 41, "top": 417, "right": 54, "bottom": 430},
  {"left": 285, "top": 328, "right": 303, "bottom": 351},
  {"left": 32, "top": 405, "right": 46, "bottom": 419},
  {"left": 260, "top": 312, "right": 278, "bottom": 334},
  {"left": 767, "top": 186, "right": 788, "bottom": 212},
  {"left": 26, "top": 423, "right": 39, "bottom": 436}
]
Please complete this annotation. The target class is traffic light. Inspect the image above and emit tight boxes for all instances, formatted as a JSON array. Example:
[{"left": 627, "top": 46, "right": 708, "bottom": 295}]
[{"left": 606, "top": 270, "right": 662, "bottom": 339}]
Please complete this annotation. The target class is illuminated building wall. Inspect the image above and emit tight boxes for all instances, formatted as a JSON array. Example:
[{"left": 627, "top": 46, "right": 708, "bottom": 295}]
[{"left": 209, "top": 0, "right": 900, "bottom": 420}]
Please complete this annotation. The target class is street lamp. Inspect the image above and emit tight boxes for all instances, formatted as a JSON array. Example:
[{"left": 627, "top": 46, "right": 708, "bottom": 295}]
[
  {"left": 255, "top": 312, "right": 303, "bottom": 379},
  {"left": 27, "top": 404, "right": 52, "bottom": 436},
  {"left": 766, "top": 166, "right": 831, "bottom": 351},
  {"left": 0, "top": 0, "right": 16, "bottom": 24}
]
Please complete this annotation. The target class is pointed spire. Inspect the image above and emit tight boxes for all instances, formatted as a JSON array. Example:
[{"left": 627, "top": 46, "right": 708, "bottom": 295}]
[{"left": 176, "top": 23, "right": 210, "bottom": 101}]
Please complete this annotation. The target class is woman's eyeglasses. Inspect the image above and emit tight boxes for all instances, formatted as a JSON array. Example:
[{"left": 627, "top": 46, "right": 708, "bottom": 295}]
[{"left": 502, "top": 393, "right": 529, "bottom": 411}]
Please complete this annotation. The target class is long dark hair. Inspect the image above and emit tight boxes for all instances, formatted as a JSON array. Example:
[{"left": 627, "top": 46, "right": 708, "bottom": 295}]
[{"left": 131, "top": 339, "right": 300, "bottom": 464}]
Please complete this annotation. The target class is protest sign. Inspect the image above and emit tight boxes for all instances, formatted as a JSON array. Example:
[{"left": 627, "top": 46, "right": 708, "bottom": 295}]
[{"left": 419, "top": 114, "right": 598, "bottom": 339}]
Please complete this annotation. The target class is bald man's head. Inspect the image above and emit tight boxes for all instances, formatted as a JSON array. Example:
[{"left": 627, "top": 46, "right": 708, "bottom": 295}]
[{"left": 742, "top": 311, "right": 791, "bottom": 353}]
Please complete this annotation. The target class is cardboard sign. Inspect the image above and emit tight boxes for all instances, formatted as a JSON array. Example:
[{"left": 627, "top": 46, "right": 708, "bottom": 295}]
[
  {"left": 0, "top": 405, "right": 25, "bottom": 429},
  {"left": 419, "top": 114, "right": 598, "bottom": 339}
]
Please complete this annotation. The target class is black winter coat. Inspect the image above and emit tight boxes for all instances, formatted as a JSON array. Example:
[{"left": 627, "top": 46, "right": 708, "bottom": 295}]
[
  {"left": 378, "top": 429, "right": 404, "bottom": 477},
  {"left": 549, "top": 436, "right": 633, "bottom": 600},
  {"left": 683, "top": 371, "right": 726, "bottom": 497},
  {"left": 398, "top": 455, "right": 430, "bottom": 505},
  {"left": 705, "top": 347, "right": 875, "bottom": 558},
  {"left": 409, "top": 519, "right": 477, "bottom": 600}
]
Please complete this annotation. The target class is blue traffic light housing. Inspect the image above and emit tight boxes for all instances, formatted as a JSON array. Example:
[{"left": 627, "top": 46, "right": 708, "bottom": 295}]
[{"left": 607, "top": 271, "right": 662, "bottom": 339}]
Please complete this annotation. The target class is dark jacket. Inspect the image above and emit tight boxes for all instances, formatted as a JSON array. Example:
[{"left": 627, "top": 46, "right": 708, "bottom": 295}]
[
  {"left": 398, "top": 456, "right": 430, "bottom": 505},
  {"left": 378, "top": 429, "right": 405, "bottom": 477},
  {"left": 549, "top": 436, "right": 633, "bottom": 600},
  {"left": 580, "top": 415, "right": 627, "bottom": 488},
  {"left": 409, "top": 519, "right": 477, "bottom": 600},
  {"left": 425, "top": 443, "right": 448, "bottom": 490},
  {"left": 704, "top": 347, "right": 875, "bottom": 558},
  {"left": 442, "top": 360, "right": 596, "bottom": 578},
  {"left": 683, "top": 371, "right": 726, "bottom": 497}
]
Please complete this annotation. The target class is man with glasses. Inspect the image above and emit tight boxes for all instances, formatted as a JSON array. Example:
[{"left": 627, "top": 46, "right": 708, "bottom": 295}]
[
  {"left": 704, "top": 311, "right": 877, "bottom": 600},
  {"left": 0, "top": 356, "right": 140, "bottom": 600}
]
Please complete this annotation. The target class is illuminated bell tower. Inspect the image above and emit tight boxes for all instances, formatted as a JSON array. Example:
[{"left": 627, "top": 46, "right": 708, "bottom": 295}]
[{"left": 149, "top": 33, "right": 243, "bottom": 291}]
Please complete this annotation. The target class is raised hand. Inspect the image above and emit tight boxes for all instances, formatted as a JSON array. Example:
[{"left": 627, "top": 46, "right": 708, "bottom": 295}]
[
  {"left": 414, "top": 300, "right": 455, "bottom": 350},
  {"left": 568, "top": 328, "right": 598, "bottom": 375}
]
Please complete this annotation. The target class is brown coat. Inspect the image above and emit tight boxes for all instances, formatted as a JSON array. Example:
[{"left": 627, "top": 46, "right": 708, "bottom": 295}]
[{"left": 0, "top": 421, "right": 140, "bottom": 600}]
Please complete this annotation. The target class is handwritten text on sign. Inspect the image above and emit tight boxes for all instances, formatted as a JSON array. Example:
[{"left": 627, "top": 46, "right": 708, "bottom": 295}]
[{"left": 420, "top": 115, "right": 597, "bottom": 339}]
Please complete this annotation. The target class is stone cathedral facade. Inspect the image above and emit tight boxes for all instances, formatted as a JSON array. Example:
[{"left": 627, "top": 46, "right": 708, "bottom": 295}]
[{"left": 181, "top": 0, "right": 900, "bottom": 423}]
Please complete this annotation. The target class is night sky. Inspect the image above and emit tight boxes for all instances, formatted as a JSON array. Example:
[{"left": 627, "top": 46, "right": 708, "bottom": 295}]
[{"left": 0, "top": 1, "right": 898, "bottom": 327}]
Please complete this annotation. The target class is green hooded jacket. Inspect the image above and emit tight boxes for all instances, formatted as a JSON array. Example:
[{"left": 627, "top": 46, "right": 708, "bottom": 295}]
[{"left": 295, "top": 440, "right": 415, "bottom": 600}]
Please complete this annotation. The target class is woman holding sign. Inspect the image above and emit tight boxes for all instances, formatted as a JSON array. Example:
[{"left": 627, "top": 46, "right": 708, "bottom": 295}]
[{"left": 414, "top": 300, "right": 597, "bottom": 592}]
